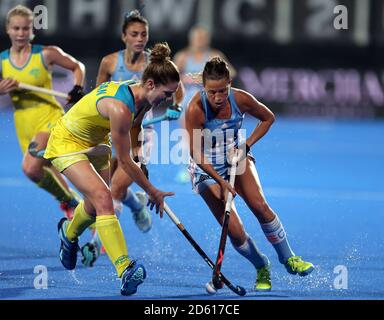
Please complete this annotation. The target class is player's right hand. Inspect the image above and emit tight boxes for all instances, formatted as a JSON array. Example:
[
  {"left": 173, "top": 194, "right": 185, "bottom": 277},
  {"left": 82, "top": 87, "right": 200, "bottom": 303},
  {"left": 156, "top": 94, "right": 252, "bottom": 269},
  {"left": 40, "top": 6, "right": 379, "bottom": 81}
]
[
  {"left": 147, "top": 188, "right": 175, "bottom": 218},
  {"left": 0, "top": 78, "right": 18, "bottom": 95},
  {"left": 219, "top": 179, "right": 236, "bottom": 202},
  {"left": 165, "top": 106, "right": 182, "bottom": 120},
  {"left": 67, "top": 85, "right": 85, "bottom": 104}
]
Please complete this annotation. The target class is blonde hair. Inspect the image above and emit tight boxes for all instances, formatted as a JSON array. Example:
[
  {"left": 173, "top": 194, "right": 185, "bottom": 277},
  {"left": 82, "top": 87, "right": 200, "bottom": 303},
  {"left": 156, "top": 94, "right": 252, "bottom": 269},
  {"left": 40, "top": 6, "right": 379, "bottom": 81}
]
[{"left": 6, "top": 5, "right": 33, "bottom": 25}]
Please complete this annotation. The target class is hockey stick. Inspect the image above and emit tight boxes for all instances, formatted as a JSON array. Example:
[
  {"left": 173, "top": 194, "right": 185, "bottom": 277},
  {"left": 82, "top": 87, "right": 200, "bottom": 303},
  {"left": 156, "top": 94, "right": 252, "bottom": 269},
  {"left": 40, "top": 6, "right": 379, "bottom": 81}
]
[
  {"left": 211, "top": 156, "right": 238, "bottom": 289},
  {"left": 29, "top": 143, "right": 111, "bottom": 158},
  {"left": 17, "top": 82, "right": 180, "bottom": 128},
  {"left": 18, "top": 82, "right": 68, "bottom": 99},
  {"left": 163, "top": 202, "right": 246, "bottom": 296},
  {"left": 30, "top": 109, "right": 180, "bottom": 158}
]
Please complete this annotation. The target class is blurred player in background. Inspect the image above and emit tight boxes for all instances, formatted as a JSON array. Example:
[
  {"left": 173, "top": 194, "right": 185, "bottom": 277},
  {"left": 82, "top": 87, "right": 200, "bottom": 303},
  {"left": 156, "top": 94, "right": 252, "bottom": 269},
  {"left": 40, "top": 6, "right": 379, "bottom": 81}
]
[
  {"left": 186, "top": 57, "right": 314, "bottom": 292},
  {"left": 80, "top": 11, "right": 184, "bottom": 267},
  {"left": 174, "top": 25, "right": 236, "bottom": 183},
  {"left": 44, "top": 42, "right": 180, "bottom": 296},
  {"left": 0, "top": 5, "right": 85, "bottom": 218}
]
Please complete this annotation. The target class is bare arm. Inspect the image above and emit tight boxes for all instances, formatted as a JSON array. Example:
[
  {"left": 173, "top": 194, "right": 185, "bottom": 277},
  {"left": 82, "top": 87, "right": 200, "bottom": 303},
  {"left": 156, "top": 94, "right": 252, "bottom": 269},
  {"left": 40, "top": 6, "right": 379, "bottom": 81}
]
[
  {"left": 0, "top": 78, "right": 18, "bottom": 95},
  {"left": 103, "top": 98, "right": 174, "bottom": 214},
  {"left": 235, "top": 89, "right": 275, "bottom": 148},
  {"left": 174, "top": 81, "right": 185, "bottom": 105},
  {"left": 1, "top": 59, "right": 18, "bottom": 94},
  {"left": 96, "top": 55, "right": 115, "bottom": 87},
  {"left": 43, "top": 46, "right": 85, "bottom": 87},
  {"left": 106, "top": 99, "right": 153, "bottom": 191}
]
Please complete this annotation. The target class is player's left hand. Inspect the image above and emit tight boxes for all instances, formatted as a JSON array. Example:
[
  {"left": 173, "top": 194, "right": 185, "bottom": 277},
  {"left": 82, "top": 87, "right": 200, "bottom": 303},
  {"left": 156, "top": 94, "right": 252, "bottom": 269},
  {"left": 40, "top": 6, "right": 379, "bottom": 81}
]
[
  {"left": 67, "top": 85, "right": 85, "bottom": 104},
  {"left": 147, "top": 188, "right": 175, "bottom": 217},
  {"left": 236, "top": 143, "right": 250, "bottom": 162}
]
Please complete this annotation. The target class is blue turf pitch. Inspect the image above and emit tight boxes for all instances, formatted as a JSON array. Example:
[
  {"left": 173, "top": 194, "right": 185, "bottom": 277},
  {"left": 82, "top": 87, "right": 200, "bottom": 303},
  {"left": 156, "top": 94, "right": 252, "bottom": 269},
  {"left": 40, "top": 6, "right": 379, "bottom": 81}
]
[{"left": 0, "top": 110, "right": 383, "bottom": 300}]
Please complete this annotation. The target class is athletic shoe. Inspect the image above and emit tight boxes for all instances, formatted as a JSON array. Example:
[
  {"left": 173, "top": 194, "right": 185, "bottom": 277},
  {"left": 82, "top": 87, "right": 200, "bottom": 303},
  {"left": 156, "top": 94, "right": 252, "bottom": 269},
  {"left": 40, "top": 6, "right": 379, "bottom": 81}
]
[
  {"left": 80, "top": 242, "right": 100, "bottom": 267},
  {"left": 255, "top": 265, "right": 272, "bottom": 291},
  {"left": 58, "top": 218, "right": 79, "bottom": 270},
  {"left": 285, "top": 256, "right": 314, "bottom": 276},
  {"left": 120, "top": 260, "right": 146, "bottom": 296},
  {"left": 132, "top": 192, "right": 152, "bottom": 233}
]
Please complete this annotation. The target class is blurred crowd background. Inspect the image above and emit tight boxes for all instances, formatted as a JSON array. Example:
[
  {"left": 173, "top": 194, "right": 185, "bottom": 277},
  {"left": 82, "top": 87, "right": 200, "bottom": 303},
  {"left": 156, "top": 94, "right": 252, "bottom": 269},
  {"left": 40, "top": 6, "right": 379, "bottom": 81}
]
[{"left": 1, "top": 0, "right": 383, "bottom": 118}]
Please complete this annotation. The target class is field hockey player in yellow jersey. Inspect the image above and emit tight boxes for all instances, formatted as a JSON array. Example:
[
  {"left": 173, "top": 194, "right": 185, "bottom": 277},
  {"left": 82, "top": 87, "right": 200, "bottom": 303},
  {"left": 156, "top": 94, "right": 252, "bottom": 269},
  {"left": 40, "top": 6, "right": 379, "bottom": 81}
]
[
  {"left": 80, "top": 11, "right": 184, "bottom": 267},
  {"left": 44, "top": 43, "right": 180, "bottom": 296},
  {"left": 0, "top": 5, "right": 86, "bottom": 219},
  {"left": 94, "top": 11, "right": 154, "bottom": 237}
]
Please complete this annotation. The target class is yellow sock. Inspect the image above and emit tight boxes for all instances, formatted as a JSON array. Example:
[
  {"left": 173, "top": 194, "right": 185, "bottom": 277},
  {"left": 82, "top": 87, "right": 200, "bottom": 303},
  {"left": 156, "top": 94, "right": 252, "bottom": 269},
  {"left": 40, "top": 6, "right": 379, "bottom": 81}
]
[
  {"left": 37, "top": 166, "right": 73, "bottom": 204},
  {"left": 96, "top": 215, "right": 130, "bottom": 277},
  {"left": 66, "top": 201, "right": 96, "bottom": 241}
]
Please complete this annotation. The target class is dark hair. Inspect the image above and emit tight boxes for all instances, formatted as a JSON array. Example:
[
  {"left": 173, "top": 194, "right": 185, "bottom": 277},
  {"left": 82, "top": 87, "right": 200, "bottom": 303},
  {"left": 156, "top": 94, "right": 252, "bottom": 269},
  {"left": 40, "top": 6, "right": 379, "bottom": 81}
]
[
  {"left": 202, "top": 57, "right": 230, "bottom": 85},
  {"left": 122, "top": 10, "right": 148, "bottom": 35},
  {"left": 141, "top": 42, "right": 180, "bottom": 86}
]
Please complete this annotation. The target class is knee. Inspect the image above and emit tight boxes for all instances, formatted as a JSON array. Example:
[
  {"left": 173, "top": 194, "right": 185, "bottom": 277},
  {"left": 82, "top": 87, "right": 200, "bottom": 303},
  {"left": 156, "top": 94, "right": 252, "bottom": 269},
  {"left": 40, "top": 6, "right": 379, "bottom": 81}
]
[
  {"left": 250, "top": 199, "right": 276, "bottom": 224},
  {"left": 252, "top": 198, "right": 271, "bottom": 215},
  {"left": 22, "top": 161, "right": 43, "bottom": 182},
  {"left": 91, "top": 188, "right": 113, "bottom": 209},
  {"left": 83, "top": 200, "right": 97, "bottom": 216}
]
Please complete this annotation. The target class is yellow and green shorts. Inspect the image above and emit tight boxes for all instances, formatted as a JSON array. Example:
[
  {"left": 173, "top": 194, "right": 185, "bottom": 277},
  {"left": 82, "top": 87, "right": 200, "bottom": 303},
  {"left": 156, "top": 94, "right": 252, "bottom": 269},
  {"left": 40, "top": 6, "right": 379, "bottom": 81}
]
[
  {"left": 44, "top": 119, "right": 110, "bottom": 173},
  {"left": 14, "top": 104, "right": 63, "bottom": 154}
]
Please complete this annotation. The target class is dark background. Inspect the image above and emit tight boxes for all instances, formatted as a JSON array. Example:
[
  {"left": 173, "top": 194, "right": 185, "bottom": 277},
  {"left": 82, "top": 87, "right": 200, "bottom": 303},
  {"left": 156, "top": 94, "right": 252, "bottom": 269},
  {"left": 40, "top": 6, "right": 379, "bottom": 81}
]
[{"left": 1, "top": 0, "right": 383, "bottom": 117}]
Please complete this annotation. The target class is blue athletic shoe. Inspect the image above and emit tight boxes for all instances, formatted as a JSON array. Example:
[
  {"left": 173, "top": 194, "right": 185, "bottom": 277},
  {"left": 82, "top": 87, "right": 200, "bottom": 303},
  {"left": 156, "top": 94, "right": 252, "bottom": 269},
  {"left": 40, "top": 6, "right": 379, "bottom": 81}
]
[
  {"left": 58, "top": 218, "right": 79, "bottom": 270},
  {"left": 80, "top": 242, "right": 100, "bottom": 267},
  {"left": 120, "top": 261, "right": 146, "bottom": 296},
  {"left": 132, "top": 192, "right": 152, "bottom": 233}
]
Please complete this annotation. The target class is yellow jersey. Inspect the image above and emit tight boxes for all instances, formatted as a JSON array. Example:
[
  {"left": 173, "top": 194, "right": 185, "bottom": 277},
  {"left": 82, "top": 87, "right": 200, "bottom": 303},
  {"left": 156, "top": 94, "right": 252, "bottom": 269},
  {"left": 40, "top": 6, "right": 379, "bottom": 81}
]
[
  {"left": 44, "top": 80, "right": 136, "bottom": 159},
  {"left": 0, "top": 44, "right": 62, "bottom": 111}
]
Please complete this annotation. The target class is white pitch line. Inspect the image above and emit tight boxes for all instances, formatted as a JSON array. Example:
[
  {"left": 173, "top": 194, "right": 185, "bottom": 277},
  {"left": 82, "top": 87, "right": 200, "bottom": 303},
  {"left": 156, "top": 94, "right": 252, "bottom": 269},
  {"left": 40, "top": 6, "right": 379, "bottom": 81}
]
[
  {"left": 0, "top": 177, "right": 32, "bottom": 187},
  {"left": 1, "top": 177, "right": 382, "bottom": 202},
  {"left": 264, "top": 187, "right": 384, "bottom": 202}
]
